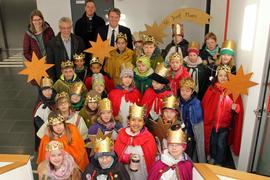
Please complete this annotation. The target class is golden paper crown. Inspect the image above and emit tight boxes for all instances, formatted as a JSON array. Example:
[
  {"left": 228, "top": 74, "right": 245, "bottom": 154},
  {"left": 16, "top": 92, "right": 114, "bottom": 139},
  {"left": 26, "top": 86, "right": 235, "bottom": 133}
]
[
  {"left": 70, "top": 82, "right": 84, "bottom": 95},
  {"left": 133, "top": 31, "right": 143, "bottom": 42},
  {"left": 90, "top": 57, "right": 102, "bottom": 65},
  {"left": 99, "top": 98, "right": 112, "bottom": 112},
  {"left": 169, "top": 52, "right": 183, "bottom": 62},
  {"left": 116, "top": 32, "right": 127, "bottom": 41},
  {"left": 172, "top": 23, "right": 184, "bottom": 36},
  {"left": 180, "top": 78, "right": 195, "bottom": 90},
  {"left": 61, "top": 60, "right": 74, "bottom": 69},
  {"left": 143, "top": 34, "right": 156, "bottom": 44},
  {"left": 188, "top": 41, "right": 200, "bottom": 50},
  {"left": 129, "top": 104, "right": 145, "bottom": 119},
  {"left": 93, "top": 136, "right": 114, "bottom": 154},
  {"left": 40, "top": 77, "right": 53, "bottom": 88},
  {"left": 221, "top": 40, "right": 236, "bottom": 51},
  {"left": 73, "top": 53, "right": 85, "bottom": 61},
  {"left": 55, "top": 91, "right": 70, "bottom": 102},
  {"left": 155, "top": 63, "right": 169, "bottom": 78},
  {"left": 216, "top": 65, "right": 231, "bottom": 76},
  {"left": 163, "top": 95, "right": 178, "bottom": 109},
  {"left": 48, "top": 111, "right": 65, "bottom": 126},
  {"left": 46, "top": 140, "right": 64, "bottom": 152},
  {"left": 167, "top": 124, "right": 187, "bottom": 144},
  {"left": 85, "top": 90, "right": 101, "bottom": 104}
]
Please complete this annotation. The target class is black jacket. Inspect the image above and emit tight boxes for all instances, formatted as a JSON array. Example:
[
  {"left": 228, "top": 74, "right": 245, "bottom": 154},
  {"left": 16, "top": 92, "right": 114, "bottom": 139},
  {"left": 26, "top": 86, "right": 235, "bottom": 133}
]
[
  {"left": 75, "top": 12, "right": 105, "bottom": 48},
  {"left": 162, "top": 39, "right": 189, "bottom": 58},
  {"left": 46, "top": 33, "right": 85, "bottom": 81},
  {"left": 97, "top": 24, "right": 133, "bottom": 50}
]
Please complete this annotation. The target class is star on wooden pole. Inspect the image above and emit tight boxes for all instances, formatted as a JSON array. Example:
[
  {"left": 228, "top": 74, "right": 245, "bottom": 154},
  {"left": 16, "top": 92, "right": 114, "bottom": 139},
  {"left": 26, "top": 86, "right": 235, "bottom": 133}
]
[
  {"left": 143, "top": 22, "right": 167, "bottom": 44},
  {"left": 84, "top": 34, "right": 115, "bottom": 65},
  {"left": 150, "top": 118, "right": 171, "bottom": 142},
  {"left": 18, "top": 52, "right": 54, "bottom": 86},
  {"left": 221, "top": 65, "right": 258, "bottom": 102}
]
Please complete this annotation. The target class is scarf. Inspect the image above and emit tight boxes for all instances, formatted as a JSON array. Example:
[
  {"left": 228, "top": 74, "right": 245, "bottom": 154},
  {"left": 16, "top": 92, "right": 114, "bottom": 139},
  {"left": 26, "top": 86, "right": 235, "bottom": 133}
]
[
  {"left": 97, "top": 117, "right": 116, "bottom": 130},
  {"left": 184, "top": 56, "right": 203, "bottom": 67},
  {"left": 205, "top": 45, "right": 219, "bottom": 56},
  {"left": 134, "top": 67, "right": 154, "bottom": 77},
  {"left": 48, "top": 152, "right": 75, "bottom": 180}
]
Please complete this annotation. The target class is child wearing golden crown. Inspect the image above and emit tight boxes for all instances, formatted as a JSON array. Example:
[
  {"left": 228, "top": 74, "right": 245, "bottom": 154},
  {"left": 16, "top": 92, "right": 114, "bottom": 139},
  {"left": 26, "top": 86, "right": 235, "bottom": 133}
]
[
  {"left": 37, "top": 111, "right": 89, "bottom": 171},
  {"left": 79, "top": 90, "right": 101, "bottom": 128},
  {"left": 73, "top": 53, "right": 88, "bottom": 82},
  {"left": 104, "top": 32, "right": 135, "bottom": 85},
  {"left": 133, "top": 31, "right": 144, "bottom": 58},
  {"left": 53, "top": 60, "right": 86, "bottom": 94},
  {"left": 134, "top": 55, "right": 154, "bottom": 94},
  {"left": 92, "top": 73, "right": 108, "bottom": 98},
  {"left": 179, "top": 78, "right": 206, "bottom": 163},
  {"left": 69, "top": 81, "right": 86, "bottom": 111},
  {"left": 33, "top": 77, "right": 56, "bottom": 151},
  {"left": 37, "top": 91, "right": 88, "bottom": 140},
  {"left": 115, "top": 104, "right": 157, "bottom": 180},
  {"left": 202, "top": 65, "right": 244, "bottom": 165},
  {"left": 168, "top": 52, "right": 190, "bottom": 96},
  {"left": 84, "top": 56, "right": 115, "bottom": 93},
  {"left": 147, "top": 124, "right": 193, "bottom": 180},
  {"left": 108, "top": 62, "right": 142, "bottom": 127},
  {"left": 141, "top": 63, "right": 172, "bottom": 121},
  {"left": 163, "top": 23, "right": 189, "bottom": 65},
  {"left": 82, "top": 130, "right": 130, "bottom": 180},
  {"left": 38, "top": 140, "right": 81, "bottom": 180},
  {"left": 184, "top": 41, "right": 208, "bottom": 100},
  {"left": 142, "top": 35, "right": 163, "bottom": 70},
  {"left": 88, "top": 98, "right": 122, "bottom": 140}
]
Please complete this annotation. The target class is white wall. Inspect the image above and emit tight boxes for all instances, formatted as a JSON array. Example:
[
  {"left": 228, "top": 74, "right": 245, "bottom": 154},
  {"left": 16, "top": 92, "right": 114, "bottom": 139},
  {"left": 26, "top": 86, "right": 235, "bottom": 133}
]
[
  {"left": 36, "top": 0, "right": 72, "bottom": 34},
  {"left": 114, "top": 0, "right": 206, "bottom": 49}
]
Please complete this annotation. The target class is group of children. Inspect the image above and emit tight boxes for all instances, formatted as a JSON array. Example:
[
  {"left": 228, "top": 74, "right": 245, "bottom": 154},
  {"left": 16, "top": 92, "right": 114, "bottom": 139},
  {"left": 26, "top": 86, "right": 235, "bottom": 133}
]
[{"left": 33, "top": 23, "right": 244, "bottom": 179}]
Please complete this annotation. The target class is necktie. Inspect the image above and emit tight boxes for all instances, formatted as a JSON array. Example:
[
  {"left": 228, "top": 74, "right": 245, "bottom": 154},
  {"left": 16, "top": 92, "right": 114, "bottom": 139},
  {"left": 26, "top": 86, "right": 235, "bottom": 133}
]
[{"left": 110, "top": 29, "right": 115, "bottom": 46}]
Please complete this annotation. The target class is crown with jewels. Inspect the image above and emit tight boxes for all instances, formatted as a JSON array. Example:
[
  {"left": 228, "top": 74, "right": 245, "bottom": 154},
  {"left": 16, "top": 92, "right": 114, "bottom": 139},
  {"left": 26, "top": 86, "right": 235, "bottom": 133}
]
[
  {"left": 143, "top": 34, "right": 156, "bottom": 44},
  {"left": 163, "top": 95, "right": 179, "bottom": 110},
  {"left": 180, "top": 78, "right": 196, "bottom": 90},
  {"left": 167, "top": 124, "right": 187, "bottom": 144},
  {"left": 99, "top": 98, "right": 112, "bottom": 112},
  {"left": 48, "top": 111, "right": 65, "bottom": 126},
  {"left": 61, "top": 60, "right": 74, "bottom": 69},
  {"left": 55, "top": 91, "right": 70, "bottom": 102},
  {"left": 169, "top": 52, "right": 183, "bottom": 62},
  {"left": 40, "top": 77, "right": 53, "bottom": 88},
  {"left": 90, "top": 57, "right": 102, "bottom": 65},
  {"left": 129, "top": 103, "right": 145, "bottom": 119},
  {"left": 116, "top": 32, "right": 128, "bottom": 41},
  {"left": 46, "top": 140, "right": 64, "bottom": 152},
  {"left": 85, "top": 90, "right": 101, "bottom": 104},
  {"left": 215, "top": 65, "right": 231, "bottom": 76},
  {"left": 73, "top": 53, "right": 85, "bottom": 61}
]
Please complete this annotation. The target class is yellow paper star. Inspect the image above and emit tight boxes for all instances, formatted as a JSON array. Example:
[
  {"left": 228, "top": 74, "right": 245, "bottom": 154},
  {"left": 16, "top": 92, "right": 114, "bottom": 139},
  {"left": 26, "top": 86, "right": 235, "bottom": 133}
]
[
  {"left": 18, "top": 52, "right": 54, "bottom": 86},
  {"left": 221, "top": 65, "right": 258, "bottom": 102},
  {"left": 143, "top": 22, "right": 167, "bottom": 44},
  {"left": 150, "top": 118, "right": 171, "bottom": 142},
  {"left": 84, "top": 34, "right": 115, "bottom": 64}
]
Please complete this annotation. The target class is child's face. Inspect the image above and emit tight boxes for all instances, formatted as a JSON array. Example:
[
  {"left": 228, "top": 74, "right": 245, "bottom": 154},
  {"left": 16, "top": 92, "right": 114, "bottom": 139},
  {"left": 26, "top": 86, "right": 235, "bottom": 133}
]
[
  {"left": 180, "top": 87, "right": 193, "bottom": 101},
  {"left": 163, "top": 109, "right": 177, "bottom": 122},
  {"left": 174, "top": 35, "right": 183, "bottom": 44},
  {"left": 170, "top": 58, "right": 182, "bottom": 71},
  {"left": 143, "top": 43, "right": 155, "bottom": 57},
  {"left": 134, "top": 41, "right": 143, "bottom": 49},
  {"left": 90, "top": 63, "right": 102, "bottom": 74},
  {"left": 100, "top": 110, "right": 112, "bottom": 123},
  {"left": 70, "top": 94, "right": 81, "bottom": 104},
  {"left": 42, "top": 88, "right": 52, "bottom": 99},
  {"left": 168, "top": 143, "right": 186, "bottom": 159},
  {"left": 217, "top": 70, "right": 228, "bottom": 84},
  {"left": 152, "top": 80, "right": 165, "bottom": 90},
  {"left": 188, "top": 52, "right": 198, "bottom": 63},
  {"left": 98, "top": 155, "right": 113, "bottom": 169},
  {"left": 94, "top": 84, "right": 105, "bottom": 94},
  {"left": 129, "top": 117, "right": 144, "bottom": 133},
  {"left": 136, "top": 62, "right": 148, "bottom": 73},
  {"left": 122, "top": 75, "right": 133, "bottom": 87},
  {"left": 62, "top": 67, "right": 74, "bottom": 80},
  {"left": 57, "top": 99, "right": 70, "bottom": 112},
  {"left": 116, "top": 38, "right": 127, "bottom": 52},
  {"left": 74, "top": 59, "right": 84, "bottom": 69},
  {"left": 221, "top": 54, "right": 232, "bottom": 65},
  {"left": 88, "top": 102, "right": 98, "bottom": 111},
  {"left": 52, "top": 123, "right": 65, "bottom": 135},
  {"left": 49, "top": 149, "right": 64, "bottom": 168},
  {"left": 206, "top": 38, "right": 217, "bottom": 50}
]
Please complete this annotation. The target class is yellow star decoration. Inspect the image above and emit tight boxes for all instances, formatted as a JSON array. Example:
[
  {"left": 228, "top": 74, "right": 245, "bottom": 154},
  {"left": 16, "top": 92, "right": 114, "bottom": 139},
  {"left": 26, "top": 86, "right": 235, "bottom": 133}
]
[
  {"left": 18, "top": 52, "right": 54, "bottom": 86},
  {"left": 150, "top": 118, "right": 171, "bottom": 142},
  {"left": 84, "top": 34, "right": 115, "bottom": 64},
  {"left": 221, "top": 65, "right": 258, "bottom": 102},
  {"left": 143, "top": 22, "right": 167, "bottom": 44}
]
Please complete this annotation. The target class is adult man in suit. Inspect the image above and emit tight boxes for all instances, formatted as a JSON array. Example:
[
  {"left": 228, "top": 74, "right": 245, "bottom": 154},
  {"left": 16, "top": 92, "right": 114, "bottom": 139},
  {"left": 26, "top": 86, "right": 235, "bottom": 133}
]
[
  {"left": 46, "top": 17, "right": 85, "bottom": 81},
  {"left": 97, "top": 8, "right": 133, "bottom": 50}
]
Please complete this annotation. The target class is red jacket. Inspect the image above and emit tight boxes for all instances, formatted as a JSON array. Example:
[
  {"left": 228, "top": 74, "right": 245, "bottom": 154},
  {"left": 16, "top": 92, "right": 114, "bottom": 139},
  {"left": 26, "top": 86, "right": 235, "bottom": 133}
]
[
  {"left": 114, "top": 128, "right": 157, "bottom": 172},
  {"left": 168, "top": 66, "right": 190, "bottom": 96},
  {"left": 108, "top": 86, "right": 142, "bottom": 117},
  {"left": 23, "top": 23, "right": 55, "bottom": 60},
  {"left": 85, "top": 74, "right": 115, "bottom": 93},
  {"left": 202, "top": 83, "right": 244, "bottom": 155}
]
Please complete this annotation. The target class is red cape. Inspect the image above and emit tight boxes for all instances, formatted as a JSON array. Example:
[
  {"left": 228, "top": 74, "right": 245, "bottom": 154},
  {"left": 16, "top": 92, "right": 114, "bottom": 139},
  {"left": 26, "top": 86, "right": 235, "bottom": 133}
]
[
  {"left": 114, "top": 128, "right": 157, "bottom": 172},
  {"left": 85, "top": 75, "right": 115, "bottom": 93},
  {"left": 108, "top": 87, "right": 142, "bottom": 117},
  {"left": 202, "top": 84, "right": 244, "bottom": 155},
  {"left": 168, "top": 66, "right": 190, "bottom": 96},
  {"left": 141, "top": 88, "right": 172, "bottom": 117}
]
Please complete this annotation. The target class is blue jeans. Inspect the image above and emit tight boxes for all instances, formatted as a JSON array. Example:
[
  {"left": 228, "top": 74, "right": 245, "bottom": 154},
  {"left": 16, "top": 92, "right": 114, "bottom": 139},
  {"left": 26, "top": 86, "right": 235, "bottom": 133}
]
[{"left": 210, "top": 127, "right": 229, "bottom": 165}]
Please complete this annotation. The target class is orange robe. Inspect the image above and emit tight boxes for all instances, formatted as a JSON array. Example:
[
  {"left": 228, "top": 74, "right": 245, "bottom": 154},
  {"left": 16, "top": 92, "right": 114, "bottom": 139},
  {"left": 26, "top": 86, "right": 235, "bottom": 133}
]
[{"left": 37, "top": 124, "right": 89, "bottom": 171}]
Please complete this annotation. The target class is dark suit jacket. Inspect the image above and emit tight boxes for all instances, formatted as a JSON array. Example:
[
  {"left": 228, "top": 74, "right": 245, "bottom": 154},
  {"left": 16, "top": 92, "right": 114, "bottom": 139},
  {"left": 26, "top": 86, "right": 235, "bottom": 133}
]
[
  {"left": 46, "top": 33, "right": 85, "bottom": 81},
  {"left": 97, "top": 24, "right": 133, "bottom": 50}
]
